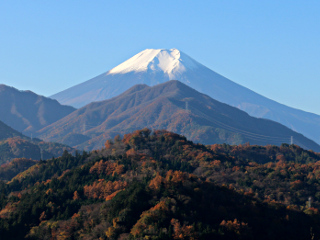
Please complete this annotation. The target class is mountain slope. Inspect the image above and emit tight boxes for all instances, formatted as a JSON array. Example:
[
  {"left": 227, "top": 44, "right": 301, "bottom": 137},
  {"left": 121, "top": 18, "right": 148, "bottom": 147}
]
[
  {"left": 0, "top": 120, "right": 73, "bottom": 165},
  {"left": 41, "top": 81, "right": 320, "bottom": 152},
  {"left": 0, "top": 120, "right": 25, "bottom": 141},
  {"left": 0, "top": 84, "right": 76, "bottom": 135},
  {"left": 50, "top": 48, "right": 320, "bottom": 145},
  {"left": 0, "top": 158, "right": 37, "bottom": 181}
]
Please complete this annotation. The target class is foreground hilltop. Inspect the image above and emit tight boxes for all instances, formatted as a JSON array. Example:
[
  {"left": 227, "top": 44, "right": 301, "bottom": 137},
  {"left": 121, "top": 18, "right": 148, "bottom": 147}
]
[
  {"left": 40, "top": 80, "right": 320, "bottom": 152},
  {"left": 1, "top": 129, "right": 320, "bottom": 239},
  {"left": 50, "top": 48, "right": 320, "bottom": 145}
]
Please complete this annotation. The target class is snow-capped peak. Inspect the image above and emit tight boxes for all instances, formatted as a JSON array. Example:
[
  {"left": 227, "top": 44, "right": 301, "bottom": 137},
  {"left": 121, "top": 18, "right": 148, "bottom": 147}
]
[{"left": 108, "top": 48, "right": 200, "bottom": 77}]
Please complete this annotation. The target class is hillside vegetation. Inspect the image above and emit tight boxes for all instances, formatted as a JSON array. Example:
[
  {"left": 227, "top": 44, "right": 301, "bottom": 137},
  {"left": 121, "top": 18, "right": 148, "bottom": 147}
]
[
  {"left": 1, "top": 129, "right": 320, "bottom": 239},
  {"left": 0, "top": 158, "right": 37, "bottom": 181},
  {"left": 0, "top": 120, "right": 74, "bottom": 165}
]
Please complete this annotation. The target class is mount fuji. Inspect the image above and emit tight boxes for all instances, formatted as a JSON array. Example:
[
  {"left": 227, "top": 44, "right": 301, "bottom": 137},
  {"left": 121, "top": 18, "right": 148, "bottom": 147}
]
[{"left": 51, "top": 48, "right": 320, "bottom": 145}]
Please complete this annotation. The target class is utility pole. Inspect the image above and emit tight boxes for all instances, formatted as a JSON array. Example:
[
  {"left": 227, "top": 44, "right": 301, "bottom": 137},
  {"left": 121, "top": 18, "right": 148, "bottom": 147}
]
[
  {"left": 39, "top": 145, "right": 43, "bottom": 160},
  {"left": 185, "top": 101, "right": 190, "bottom": 113}
]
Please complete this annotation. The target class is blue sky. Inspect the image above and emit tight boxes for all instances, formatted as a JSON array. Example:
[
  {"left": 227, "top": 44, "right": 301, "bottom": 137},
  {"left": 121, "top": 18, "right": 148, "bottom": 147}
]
[{"left": 0, "top": 1, "right": 319, "bottom": 114}]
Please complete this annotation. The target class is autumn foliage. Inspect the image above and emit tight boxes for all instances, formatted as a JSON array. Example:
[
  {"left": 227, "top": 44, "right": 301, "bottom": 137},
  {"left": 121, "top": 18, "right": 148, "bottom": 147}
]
[
  {"left": 1, "top": 129, "right": 320, "bottom": 240},
  {"left": 83, "top": 179, "right": 127, "bottom": 200}
]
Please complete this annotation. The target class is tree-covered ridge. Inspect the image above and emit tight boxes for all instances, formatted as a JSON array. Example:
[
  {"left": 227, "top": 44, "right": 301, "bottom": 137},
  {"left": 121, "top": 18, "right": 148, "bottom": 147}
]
[
  {"left": 210, "top": 143, "right": 320, "bottom": 164},
  {"left": 0, "top": 119, "right": 74, "bottom": 165},
  {"left": 0, "top": 158, "right": 37, "bottom": 181},
  {"left": 0, "top": 136, "right": 74, "bottom": 166},
  {"left": 1, "top": 129, "right": 320, "bottom": 239}
]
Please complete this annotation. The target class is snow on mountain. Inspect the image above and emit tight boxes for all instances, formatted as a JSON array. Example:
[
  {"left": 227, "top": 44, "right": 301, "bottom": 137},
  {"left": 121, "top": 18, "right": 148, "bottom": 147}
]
[
  {"left": 50, "top": 48, "right": 207, "bottom": 108},
  {"left": 108, "top": 49, "right": 199, "bottom": 77},
  {"left": 50, "top": 48, "right": 320, "bottom": 145}
]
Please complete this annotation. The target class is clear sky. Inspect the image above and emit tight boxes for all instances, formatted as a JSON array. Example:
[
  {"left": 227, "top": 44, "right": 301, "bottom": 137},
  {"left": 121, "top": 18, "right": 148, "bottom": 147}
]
[{"left": 0, "top": 1, "right": 319, "bottom": 114}]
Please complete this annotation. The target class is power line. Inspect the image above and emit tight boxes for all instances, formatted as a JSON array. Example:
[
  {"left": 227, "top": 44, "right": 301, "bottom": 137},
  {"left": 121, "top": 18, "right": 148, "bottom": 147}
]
[
  {"left": 293, "top": 139, "right": 309, "bottom": 150},
  {"left": 186, "top": 104, "right": 296, "bottom": 144},
  {"left": 196, "top": 111, "right": 291, "bottom": 142}
]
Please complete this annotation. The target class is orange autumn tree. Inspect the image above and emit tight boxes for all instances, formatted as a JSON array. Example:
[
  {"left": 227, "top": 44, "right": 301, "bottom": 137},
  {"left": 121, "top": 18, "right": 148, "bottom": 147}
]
[
  {"left": 171, "top": 218, "right": 197, "bottom": 240},
  {"left": 83, "top": 179, "right": 127, "bottom": 200},
  {"left": 130, "top": 198, "right": 175, "bottom": 237},
  {"left": 89, "top": 160, "right": 124, "bottom": 176},
  {"left": 219, "top": 219, "right": 249, "bottom": 235}
]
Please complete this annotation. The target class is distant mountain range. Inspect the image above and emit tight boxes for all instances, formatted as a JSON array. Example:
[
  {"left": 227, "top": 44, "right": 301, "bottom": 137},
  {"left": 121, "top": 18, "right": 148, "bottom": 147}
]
[
  {"left": 40, "top": 81, "right": 320, "bottom": 152},
  {"left": 0, "top": 120, "right": 73, "bottom": 165},
  {"left": 50, "top": 48, "right": 320, "bottom": 145},
  {"left": 0, "top": 84, "right": 75, "bottom": 136}
]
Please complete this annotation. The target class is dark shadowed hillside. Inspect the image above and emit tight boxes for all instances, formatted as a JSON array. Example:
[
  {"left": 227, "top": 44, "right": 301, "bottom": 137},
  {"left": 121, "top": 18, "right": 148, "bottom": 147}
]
[
  {"left": 0, "top": 158, "right": 37, "bottom": 181},
  {"left": 0, "top": 120, "right": 25, "bottom": 141}
]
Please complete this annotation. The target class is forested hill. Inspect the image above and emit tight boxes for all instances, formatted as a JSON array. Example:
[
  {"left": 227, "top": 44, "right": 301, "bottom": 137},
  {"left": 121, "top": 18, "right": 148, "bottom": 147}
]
[
  {"left": 1, "top": 129, "right": 320, "bottom": 239},
  {"left": 0, "top": 120, "right": 74, "bottom": 165},
  {"left": 0, "top": 158, "right": 37, "bottom": 181}
]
